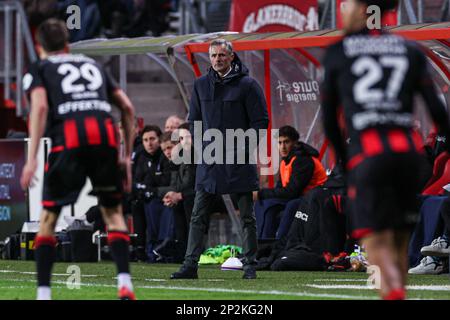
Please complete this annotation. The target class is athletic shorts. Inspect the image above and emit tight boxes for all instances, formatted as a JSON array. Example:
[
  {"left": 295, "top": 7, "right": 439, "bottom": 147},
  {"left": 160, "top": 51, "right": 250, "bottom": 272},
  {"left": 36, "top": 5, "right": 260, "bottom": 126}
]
[
  {"left": 42, "top": 145, "right": 123, "bottom": 211},
  {"left": 347, "top": 152, "right": 423, "bottom": 239}
]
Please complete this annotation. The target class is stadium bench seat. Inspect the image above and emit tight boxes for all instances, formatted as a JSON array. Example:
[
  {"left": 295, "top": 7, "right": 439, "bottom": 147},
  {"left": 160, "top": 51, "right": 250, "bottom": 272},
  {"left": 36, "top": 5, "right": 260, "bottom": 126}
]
[{"left": 423, "top": 152, "right": 450, "bottom": 195}]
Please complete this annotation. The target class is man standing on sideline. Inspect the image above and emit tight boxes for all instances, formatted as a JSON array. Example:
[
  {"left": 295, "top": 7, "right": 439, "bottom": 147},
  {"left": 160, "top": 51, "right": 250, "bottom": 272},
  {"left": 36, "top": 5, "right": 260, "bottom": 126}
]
[
  {"left": 321, "top": 0, "right": 450, "bottom": 299},
  {"left": 170, "top": 39, "right": 269, "bottom": 279},
  {"left": 20, "top": 19, "right": 136, "bottom": 300}
]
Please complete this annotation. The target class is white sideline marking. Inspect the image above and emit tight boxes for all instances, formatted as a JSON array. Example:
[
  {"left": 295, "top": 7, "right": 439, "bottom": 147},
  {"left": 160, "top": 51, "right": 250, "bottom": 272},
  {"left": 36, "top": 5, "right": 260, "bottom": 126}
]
[
  {"left": 407, "top": 285, "right": 450, "bottom": 291},
  {"left": 0, "top": 270, "right": 98, "bottom": 277},
  {"left": 2, "top": 278, "right": 375, "bottom": 300},
  {"left": 145, "top": 279, "right": 168, "bottom": 282},
  {"left": 144, "top": 279, "right": 225, "bottom": 282},
  {"left": 307, "top": 284, "right": 450, "bottom": 291},
  {"left": 137, "top": 285, "right": 376, "bottom": 300},
  {"left": 313, "top": 279, "right": 367, "bottom": 282},
  {"left": 204, "top": 279, "right": 225, "bottom": 282}
]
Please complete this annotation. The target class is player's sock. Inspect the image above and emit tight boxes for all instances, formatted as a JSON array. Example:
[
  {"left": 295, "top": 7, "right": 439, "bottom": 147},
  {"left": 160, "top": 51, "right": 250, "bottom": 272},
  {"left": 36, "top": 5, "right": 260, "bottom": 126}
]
[
  {"left": 34, "top": 235, "right": 57, "bottom": 299},
  {"left": 37, "top": 286, "right": 51, "bottom": 300},
  {"left": 118, "top": 273, "right": 133, "bottom": 291},
  {"left": 107, "top": 231, "right": 132, "bottom": 290},
  {"left": 383, "top": 288, "right": 406, "bottom": 300}
]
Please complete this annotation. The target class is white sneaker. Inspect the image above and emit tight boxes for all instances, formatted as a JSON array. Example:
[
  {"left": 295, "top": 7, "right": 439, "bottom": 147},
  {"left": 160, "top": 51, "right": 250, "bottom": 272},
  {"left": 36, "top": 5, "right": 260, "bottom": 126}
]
[
  {"left": 421, "top": 236, "right": 450, "bottom": 257},
  {"left": 408, "top": 256, "right": 445, "bottom": 275}
]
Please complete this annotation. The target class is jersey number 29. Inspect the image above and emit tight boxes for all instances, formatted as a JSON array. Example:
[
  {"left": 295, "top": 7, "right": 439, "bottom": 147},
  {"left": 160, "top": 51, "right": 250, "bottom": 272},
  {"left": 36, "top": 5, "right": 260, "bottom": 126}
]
[{"left": 57, "top": 63, "right": 103, "bottom": 94}]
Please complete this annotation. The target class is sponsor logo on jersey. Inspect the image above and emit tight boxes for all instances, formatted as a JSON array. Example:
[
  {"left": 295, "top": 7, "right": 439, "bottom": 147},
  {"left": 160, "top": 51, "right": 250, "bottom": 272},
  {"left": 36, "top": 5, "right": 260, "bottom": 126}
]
[
  {"left": 48, "top": 54, "right": 95, "bottom": 64},
  {"left": 352, "top": 111, "right": 413, "bottom": 130},
  {"left": 58, "top": 100, "right": 111, "bottom": 115},
  {"left": 344, "top": 35, "right": 406, "bottom": 57}
]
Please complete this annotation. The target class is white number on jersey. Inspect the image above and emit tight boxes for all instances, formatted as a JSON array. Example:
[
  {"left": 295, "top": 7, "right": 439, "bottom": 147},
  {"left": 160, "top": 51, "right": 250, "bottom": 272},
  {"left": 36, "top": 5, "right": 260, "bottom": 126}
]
[
  {"left": 352, "top": 56, "right": 409, "bottom": 105},
  {"left": 58, "top": 63, "right": 103, "bottom": 94}
]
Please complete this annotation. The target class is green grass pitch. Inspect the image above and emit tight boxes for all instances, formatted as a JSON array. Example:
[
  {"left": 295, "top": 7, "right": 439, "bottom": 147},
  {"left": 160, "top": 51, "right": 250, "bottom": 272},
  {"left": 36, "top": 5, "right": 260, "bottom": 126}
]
[{"left": 0, "top": 260, "right": 449, "bottom": 300}]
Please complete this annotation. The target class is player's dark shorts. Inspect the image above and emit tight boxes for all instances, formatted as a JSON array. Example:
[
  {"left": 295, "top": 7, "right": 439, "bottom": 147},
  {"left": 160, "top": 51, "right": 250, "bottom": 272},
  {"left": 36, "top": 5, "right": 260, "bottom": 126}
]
[
  {"left": 42, "top": 145, "right": 123, "bottom": 212},
  {"left": 348, "top": 152, "right": 424, "bottom": 239}
]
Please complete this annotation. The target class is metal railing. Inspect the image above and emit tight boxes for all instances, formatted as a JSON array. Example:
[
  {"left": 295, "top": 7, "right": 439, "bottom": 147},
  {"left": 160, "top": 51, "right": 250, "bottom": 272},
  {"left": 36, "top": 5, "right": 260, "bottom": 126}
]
[
  {"left": 318, "top": 0, "right": 446, "bottom": 30},
  {"left": 179, "top": 0, "right": 231, "bottom": 34},
  {"left": 442, "top": 0, "right": 450, "bottom": 21},
  {"left": 0, "top": 0, "right": 37, "bottom": 117},
  {"left": 178, "top": 0, "right": 446, "bottom": 34}
]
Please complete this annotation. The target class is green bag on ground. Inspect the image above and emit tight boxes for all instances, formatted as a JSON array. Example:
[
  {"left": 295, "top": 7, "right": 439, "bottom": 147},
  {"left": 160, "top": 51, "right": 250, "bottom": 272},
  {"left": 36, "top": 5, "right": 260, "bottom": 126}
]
[{"left": 199, "top": 245, "right": 243, "bottom": 265}]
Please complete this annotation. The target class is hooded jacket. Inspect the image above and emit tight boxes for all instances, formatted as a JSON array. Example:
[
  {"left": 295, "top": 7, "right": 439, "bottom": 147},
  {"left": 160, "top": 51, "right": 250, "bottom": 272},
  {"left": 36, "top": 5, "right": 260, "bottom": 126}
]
[
  {"left": 258, "top": 142, "right": 328, "bottom": 200},
  {"left": 188, "top": 53, "right": 269, "bottom": 194},
  {"left": 133, "top": 147, "right": 171, "bottom": 197}
]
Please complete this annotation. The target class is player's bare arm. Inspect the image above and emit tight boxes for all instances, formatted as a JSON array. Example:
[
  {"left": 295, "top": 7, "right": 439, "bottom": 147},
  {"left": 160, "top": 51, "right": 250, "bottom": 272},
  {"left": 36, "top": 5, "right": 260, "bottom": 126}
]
[
  {"left": 112, "top": 88, "right": 136, "bottom": 193},
  {"left": 20, "top": 87, "right": 49, "bottom": 190}
]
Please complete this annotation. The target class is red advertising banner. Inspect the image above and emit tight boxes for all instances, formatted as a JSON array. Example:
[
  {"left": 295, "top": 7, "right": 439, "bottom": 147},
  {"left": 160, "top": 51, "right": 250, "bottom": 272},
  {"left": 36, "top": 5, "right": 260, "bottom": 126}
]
[
  {"left": 229, "top": 0, "right": 319, "bottom": 33},
  {"left": 336, "top": 0, "right": 398, "bottom": 29}
]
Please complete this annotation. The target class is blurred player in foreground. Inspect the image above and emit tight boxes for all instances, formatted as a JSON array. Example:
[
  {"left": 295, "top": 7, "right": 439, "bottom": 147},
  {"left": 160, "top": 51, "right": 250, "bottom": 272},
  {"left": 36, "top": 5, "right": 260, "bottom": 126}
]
[
  {"left": 321, "top": 0, "right": 450, "bottom": 299},
  {"left": 20, "top": 19, "right": 136, "bottom": 300}
]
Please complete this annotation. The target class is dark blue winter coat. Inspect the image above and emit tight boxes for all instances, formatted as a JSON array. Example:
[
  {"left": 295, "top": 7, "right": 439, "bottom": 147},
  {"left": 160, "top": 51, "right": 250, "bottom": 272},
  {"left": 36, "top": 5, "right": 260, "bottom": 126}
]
[{"left": 188, "top": 54, "right": 269, "bottom": 194}]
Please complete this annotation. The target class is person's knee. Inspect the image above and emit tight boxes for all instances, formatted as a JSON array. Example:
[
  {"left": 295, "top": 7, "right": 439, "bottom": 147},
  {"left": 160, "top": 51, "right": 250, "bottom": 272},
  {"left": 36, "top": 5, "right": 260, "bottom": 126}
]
[
  {"left": 101, "top": 207, "right": 127, "bottom": 231},
  {"left": 144, "top": 198, "right": 162, "bottom": 214},
  {"left": 363, "top": 231, "right": 393, "bottom": 251},
  {"left": 190, "top": 213, "right": 207, "bottom": 226},
  {"left": 39, "top": 209, "right": 60, "bottom": 235},
  {"left": 241, "top": 213, "right": 256, "bottom": 226}
]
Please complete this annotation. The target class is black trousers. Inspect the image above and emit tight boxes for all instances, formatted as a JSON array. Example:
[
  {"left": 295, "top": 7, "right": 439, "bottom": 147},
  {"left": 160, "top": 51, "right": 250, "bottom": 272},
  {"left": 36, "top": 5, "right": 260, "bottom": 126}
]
[
  {"left": 132, "top": 201, "right": 146, "bottom": 249},
  {"left": 173, "top": 194, "right": 195, "bottom": 244},
  {"left": 440, "top": 195, "right": 450, "bottom": 237},
  {"left": 184, "top": 190, "right": 257, "bottom": 269}
]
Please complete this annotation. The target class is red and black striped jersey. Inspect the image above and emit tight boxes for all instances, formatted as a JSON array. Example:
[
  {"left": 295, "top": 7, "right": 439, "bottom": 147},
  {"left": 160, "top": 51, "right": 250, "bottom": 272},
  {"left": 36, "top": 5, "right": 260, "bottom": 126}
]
[
  {"left": 321, "top": 28, "right": 450, "bottom": 170},
  {"left": 23, "top": 53, "right": 119, "bottom": 150}
]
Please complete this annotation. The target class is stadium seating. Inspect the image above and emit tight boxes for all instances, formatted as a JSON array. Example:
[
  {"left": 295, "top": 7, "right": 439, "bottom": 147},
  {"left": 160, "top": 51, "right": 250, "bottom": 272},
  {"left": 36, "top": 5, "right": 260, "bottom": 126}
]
[{"left": 423, "top": 152, "right": 450, "bottom": 195}]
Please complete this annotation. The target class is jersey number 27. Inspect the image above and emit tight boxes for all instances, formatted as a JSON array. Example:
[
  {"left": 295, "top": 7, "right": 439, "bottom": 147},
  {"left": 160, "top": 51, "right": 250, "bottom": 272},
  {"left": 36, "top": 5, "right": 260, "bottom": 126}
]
[{"left": 352, "top": 56, "right": 409, "bottom": 105}]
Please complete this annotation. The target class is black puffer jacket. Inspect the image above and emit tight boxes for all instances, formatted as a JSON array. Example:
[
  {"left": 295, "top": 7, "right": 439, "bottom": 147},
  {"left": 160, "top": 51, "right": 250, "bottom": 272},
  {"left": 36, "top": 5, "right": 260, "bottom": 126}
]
[{"left": 133, "top": 148, "right": 171, "bottom": 198}]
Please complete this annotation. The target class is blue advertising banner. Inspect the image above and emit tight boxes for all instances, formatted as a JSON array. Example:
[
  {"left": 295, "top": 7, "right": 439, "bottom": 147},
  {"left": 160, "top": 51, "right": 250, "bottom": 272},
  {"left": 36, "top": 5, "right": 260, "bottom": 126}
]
[{"left": 0, "top": 139, "right": 27, "bottom": 241}]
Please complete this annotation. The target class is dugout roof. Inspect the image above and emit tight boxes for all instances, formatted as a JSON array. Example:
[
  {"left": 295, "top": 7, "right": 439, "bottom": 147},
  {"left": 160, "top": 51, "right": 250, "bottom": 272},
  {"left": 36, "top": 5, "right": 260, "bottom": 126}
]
[{"left": 70, "top": 23, "right": 450, "bottom": 177}]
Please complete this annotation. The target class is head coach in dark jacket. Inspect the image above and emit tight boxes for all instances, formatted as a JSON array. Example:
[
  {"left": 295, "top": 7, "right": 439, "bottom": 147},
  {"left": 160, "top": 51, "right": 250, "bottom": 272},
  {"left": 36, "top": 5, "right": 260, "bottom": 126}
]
[
  {"left": 171, "top": 39, "right": 269, "bottom": 280},
  {"left": 189, "top": 49, "right": 268, "bottom": 194}
]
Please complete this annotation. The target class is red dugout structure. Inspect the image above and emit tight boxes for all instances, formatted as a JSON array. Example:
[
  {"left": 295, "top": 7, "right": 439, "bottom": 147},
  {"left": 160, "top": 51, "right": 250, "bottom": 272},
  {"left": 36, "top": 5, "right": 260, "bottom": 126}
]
[{"left": 72, "top": 23, "right": 450, "bottom": 186}]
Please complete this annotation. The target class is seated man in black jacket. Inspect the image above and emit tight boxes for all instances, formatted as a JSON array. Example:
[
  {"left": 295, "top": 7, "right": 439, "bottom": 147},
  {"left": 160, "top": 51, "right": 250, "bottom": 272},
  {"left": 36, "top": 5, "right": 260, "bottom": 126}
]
[
  {"left": 253, "top": 126, "right": 328, "bottom": 239},
  {"left": 153, "top": 123, "right": 196, "bottom": 261},
  {"left": 132, "top": 125, "right": 171, "bottom": 261},
  {"left": 139, "top": 131, "right": 181, "bottom": 262}
]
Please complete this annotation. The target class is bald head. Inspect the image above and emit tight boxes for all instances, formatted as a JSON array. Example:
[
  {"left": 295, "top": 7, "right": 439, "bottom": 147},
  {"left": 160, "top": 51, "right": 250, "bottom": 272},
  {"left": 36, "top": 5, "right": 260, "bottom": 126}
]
[{"left": 165, "top": 115, "right": 184, "bottom": 132}]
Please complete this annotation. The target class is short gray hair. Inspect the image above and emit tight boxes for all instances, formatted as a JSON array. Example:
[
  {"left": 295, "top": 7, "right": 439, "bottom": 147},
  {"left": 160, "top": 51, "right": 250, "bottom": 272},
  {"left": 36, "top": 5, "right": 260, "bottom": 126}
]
[{"left": 209, "top": 39, "right": 233, "bottom": 54}]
